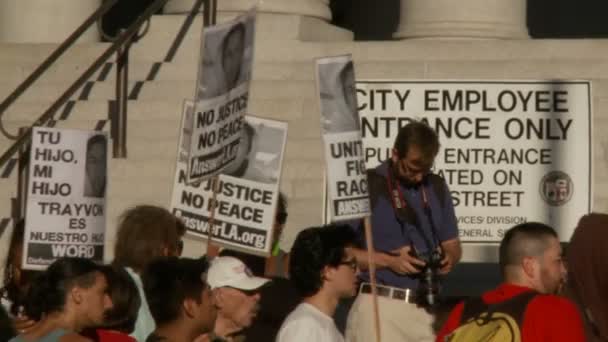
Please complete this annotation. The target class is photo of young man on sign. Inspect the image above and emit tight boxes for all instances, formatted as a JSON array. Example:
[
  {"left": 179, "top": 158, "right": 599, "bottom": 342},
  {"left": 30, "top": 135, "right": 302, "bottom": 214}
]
[{"left": 196, "top": 12, "right": 255, "bottom": 101}]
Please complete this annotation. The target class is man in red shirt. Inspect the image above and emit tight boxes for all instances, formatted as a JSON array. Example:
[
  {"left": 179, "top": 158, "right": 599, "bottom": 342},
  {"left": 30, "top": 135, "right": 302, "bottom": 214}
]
[{"left": 437, "top": 222, "right": 585, "bottom": 342}]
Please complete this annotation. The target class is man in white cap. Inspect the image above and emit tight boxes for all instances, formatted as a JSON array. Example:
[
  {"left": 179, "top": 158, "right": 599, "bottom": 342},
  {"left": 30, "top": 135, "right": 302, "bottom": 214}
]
[{"left": 207, "top": 256, "right": 270, "bottom": 341}]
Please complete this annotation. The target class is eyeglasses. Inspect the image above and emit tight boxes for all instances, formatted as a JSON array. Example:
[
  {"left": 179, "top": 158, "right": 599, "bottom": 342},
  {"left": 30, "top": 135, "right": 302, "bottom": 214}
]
[
  {"left": 338, "top": 259, "right": 358, "bottom": 271},
  {"left": 397, "top": 158, "right": 432, "bottom": 179}
]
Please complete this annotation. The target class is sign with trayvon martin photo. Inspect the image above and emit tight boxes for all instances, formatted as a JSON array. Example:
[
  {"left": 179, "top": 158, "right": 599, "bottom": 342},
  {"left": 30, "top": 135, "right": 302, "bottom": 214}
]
[
  {"left": 171, "top": 101, "right": 287, "bottom": 256},
  {"left": 23, "top": 127, "right": 108, "bottom": 270},
  {"left": 316, "top": 55, "right": 371, "bottom": 222},
  {"left": 356, "top": 80, "right": 591, "bottom": 243},
  {"left": 186, "top": 8, "right": 256, "bottom": 184}
]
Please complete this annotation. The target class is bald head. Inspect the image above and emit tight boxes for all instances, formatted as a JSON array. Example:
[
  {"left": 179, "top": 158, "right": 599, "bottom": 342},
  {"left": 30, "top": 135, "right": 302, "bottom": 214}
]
[{"left": 499, "top": 222, "right": 558, "bottom": 278}]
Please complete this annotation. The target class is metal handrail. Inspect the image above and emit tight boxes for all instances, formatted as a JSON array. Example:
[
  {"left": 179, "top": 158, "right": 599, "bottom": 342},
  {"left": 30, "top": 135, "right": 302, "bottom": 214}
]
[
  {"left": 0, "top": 0, "right": 170, "bottom": 168},
  {"left": 0, "top": 0, "right": 119, "bottom": 140}
]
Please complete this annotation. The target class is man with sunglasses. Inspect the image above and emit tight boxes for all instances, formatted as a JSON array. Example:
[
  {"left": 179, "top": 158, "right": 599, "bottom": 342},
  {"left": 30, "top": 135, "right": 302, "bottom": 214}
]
[
  {"left": 207, "top": 256, "right": 270, "bottom": 341},
  {"left": 277, "top": 224, "right": 358, "bottom": 342},
  {"left": 345, "top": 121, "right": 462, "bottom": 342}
]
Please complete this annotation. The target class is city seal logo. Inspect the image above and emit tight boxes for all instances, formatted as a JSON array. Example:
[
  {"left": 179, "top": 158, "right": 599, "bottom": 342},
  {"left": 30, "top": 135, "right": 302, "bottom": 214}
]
[{"left": 539, "top": 171, "right": 573, "bottom": 206}]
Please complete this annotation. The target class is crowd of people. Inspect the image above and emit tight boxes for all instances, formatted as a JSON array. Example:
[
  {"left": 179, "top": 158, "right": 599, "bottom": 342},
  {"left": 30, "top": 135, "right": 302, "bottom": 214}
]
[{"left": 1, "top": 122, "right": 607, "bottom": 342}]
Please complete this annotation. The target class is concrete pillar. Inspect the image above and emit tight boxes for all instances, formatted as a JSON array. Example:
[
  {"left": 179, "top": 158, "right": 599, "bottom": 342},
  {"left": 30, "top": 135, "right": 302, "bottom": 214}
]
[
  {"left": 395, "top": 0, "right": 529, "bottom": 39},
  {"left": 164, "top": 0, "right": 351, "bottom": 41},
  {"left": 0, "top": 0, "right": 101, "bottom": 43}
]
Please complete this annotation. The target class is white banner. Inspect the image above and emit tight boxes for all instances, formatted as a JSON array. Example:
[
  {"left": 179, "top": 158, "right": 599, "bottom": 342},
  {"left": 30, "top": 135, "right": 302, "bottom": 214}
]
[
  {"left": 357, "top": 80, "right": 592, "bottom": 243},
  {"left": 23, "top": 127, "right": 108, "bottom": 270},
  {"left": 187, "top": 9, "right": 256, "bottom": 183},
  {"left": 316, "top": 55, "right": 370, "bottom": 222},
  {"left": 171, "top": 108, "right": 287, "bottom": 256}
]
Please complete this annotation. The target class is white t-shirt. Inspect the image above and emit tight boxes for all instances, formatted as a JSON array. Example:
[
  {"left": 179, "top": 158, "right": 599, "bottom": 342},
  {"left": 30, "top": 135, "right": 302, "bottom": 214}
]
[{"left": 276, "top": 303, "right": 344, "bottom": 342}]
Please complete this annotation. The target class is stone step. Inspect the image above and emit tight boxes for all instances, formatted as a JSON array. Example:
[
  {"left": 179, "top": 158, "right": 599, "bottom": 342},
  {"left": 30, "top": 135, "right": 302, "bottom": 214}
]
[
  {"left": 144, "top": 13, "right": 352, "bottom": 44},
  {"left": 0, "top": 43, "right": 112, "bottom": 65},
  {"left": 0, "top": 96, "right": 318, "bottom": 124},
  {"left": 6, "top": 58, "right": 608, "bottom": 90},
  {"left": 0, "top": 78, "right": 317, "bottom": 103}
]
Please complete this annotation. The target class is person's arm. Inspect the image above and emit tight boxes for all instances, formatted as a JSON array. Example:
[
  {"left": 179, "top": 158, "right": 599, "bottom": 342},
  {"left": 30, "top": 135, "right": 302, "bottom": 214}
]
[
  {"left": 350, "top": 245, "right": 426, "bottom": 275},
  {"left": 436, "top": 178, "right": 462, "bottom": 275},
  {"left": 439, "top": 238, "right": 462, "bottom": 275}
]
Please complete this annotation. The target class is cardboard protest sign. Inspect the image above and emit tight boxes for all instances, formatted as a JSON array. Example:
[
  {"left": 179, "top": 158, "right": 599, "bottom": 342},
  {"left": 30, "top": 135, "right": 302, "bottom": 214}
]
[
  {"left": 316, "top": 55, "right": 370, "bottom": 222},
  {"left": 23, "top": 127, "right": 108, "bottom": 270},
  {"left": 185, "top": 9, "right": 256, "bottom": 184},
  {"left": 171, "top": 104, "right": 287, "bottom": 256},
  {"left": 356, "top": 80, "right": 591, "bottom": 243}
]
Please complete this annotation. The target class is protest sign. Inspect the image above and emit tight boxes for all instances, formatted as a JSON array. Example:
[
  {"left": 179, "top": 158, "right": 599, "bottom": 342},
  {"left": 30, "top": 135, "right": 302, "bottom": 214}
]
[
  {"left": 316, "top": 55, "right": 370, "bottom": 222},
  {"left": 171, "top": 106, "right": 287, "bottom": 256},
  {"left": 356, "top": 80, "right": 591, "bottom": 243},
  {"left": 23, "top": 127, "right": 108, "bottom": 270},
  {"left": 186, "top": 9, "right": 256, "bottom": 183}
]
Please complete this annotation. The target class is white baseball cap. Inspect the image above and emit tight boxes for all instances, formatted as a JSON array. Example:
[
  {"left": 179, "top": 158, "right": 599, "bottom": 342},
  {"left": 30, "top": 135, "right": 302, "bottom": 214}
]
[{"left": 207, "top": 256, "right": 270, "bottom": 290}]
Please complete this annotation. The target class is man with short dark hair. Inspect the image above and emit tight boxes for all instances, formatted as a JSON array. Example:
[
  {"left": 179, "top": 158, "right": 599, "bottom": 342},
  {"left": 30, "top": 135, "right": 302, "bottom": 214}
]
[
  {"left": 277, "top": 225, "right": 358, "bottom": 342},
  {"left": 143, "top": 257, "right": 217, "bottom": 342},
  {"left": 346, "top": 121, "right": 462, "bottom": 341},
  {"left": 436, "top": 222, "right": 585, "bottom": 341}
]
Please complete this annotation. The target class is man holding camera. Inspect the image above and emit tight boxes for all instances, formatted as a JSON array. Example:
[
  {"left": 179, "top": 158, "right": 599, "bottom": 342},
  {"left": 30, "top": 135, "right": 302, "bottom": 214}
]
[{"left": 345, "top": 121, "right": 462, "bottom": 342}]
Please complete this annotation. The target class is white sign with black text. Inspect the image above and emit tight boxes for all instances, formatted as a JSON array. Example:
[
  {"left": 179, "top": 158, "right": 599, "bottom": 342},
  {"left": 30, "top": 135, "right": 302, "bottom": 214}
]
[
  {"left": 172, "top": 105, "right": 287, "bottom": 256},
  {"left": 357, "top": 80, "right": 591, "bottom": 243},
  {"left": 316, "top": 55, "right": 370, "bottom": 222},
  {"left": 186, "top": 9, "right": 256, "bottom": 183},
  {"left": 23, "top": 127, "right": 108, "bottom": 270}
]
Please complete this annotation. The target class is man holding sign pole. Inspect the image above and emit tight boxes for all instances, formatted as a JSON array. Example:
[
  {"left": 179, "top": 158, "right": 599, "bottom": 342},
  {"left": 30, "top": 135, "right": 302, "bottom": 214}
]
[{"left": 346, "top": 122, "right": 462, "bottom": 342}]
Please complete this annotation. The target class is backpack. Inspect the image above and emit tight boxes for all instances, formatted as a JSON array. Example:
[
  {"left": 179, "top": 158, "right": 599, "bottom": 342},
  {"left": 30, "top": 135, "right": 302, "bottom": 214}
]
[{"left": 444, "top": 291, "right": 538, "bottom": 342}]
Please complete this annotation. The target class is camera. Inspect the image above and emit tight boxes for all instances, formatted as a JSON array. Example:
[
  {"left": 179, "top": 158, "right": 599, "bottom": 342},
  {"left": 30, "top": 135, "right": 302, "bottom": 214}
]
[{"left": 412, "top": 248, "right": 444, "bottom": 307}]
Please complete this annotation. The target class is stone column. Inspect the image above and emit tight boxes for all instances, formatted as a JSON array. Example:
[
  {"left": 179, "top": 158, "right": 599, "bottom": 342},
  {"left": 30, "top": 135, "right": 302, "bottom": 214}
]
[
  {"left": 164, "top": 0, "right": 351, "bottom": 41},
  {"left": 0, "top": 0, "right": 101, "bottom": 43},
  {"left": 395, "top": 0, "right": 529, "bottom": 39}
]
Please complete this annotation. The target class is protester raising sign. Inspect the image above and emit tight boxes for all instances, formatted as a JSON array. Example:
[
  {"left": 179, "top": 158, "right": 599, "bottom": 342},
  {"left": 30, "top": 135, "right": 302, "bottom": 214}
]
[
  {"left": 23, "top": 127, "right": 108, "bottom": 270},
  {"left": 171, "top": 104, "right": 287, "bottom": 256},
  {"left": 185, "top": 9, "right": 256, "bottom": 184},
  {"left": 316, "top": 55, "right": 370, "bottom": 222}
]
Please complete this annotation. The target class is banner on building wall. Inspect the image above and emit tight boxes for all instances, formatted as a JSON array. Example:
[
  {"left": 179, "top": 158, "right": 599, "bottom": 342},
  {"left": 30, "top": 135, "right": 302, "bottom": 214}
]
[
  {"left": 356, "top": 80, "right": 592, "bottom": 243},
  {"left": 171, "top": 102, "right": 287, "bottom": 256},
  {"left": 23, "top": 127, "right": 108, "bottom": 270},
  {"left": 316, "top": 55, "right": 370, "bottom": 222},
  {"left": 186, "top": 8, "right": 256, "bottom": 183}
]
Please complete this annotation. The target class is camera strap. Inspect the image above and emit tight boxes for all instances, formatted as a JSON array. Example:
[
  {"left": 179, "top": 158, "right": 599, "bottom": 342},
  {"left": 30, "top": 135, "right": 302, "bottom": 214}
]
[{"left": 386, "top": 161, "right": 440, "bottom": 251}]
